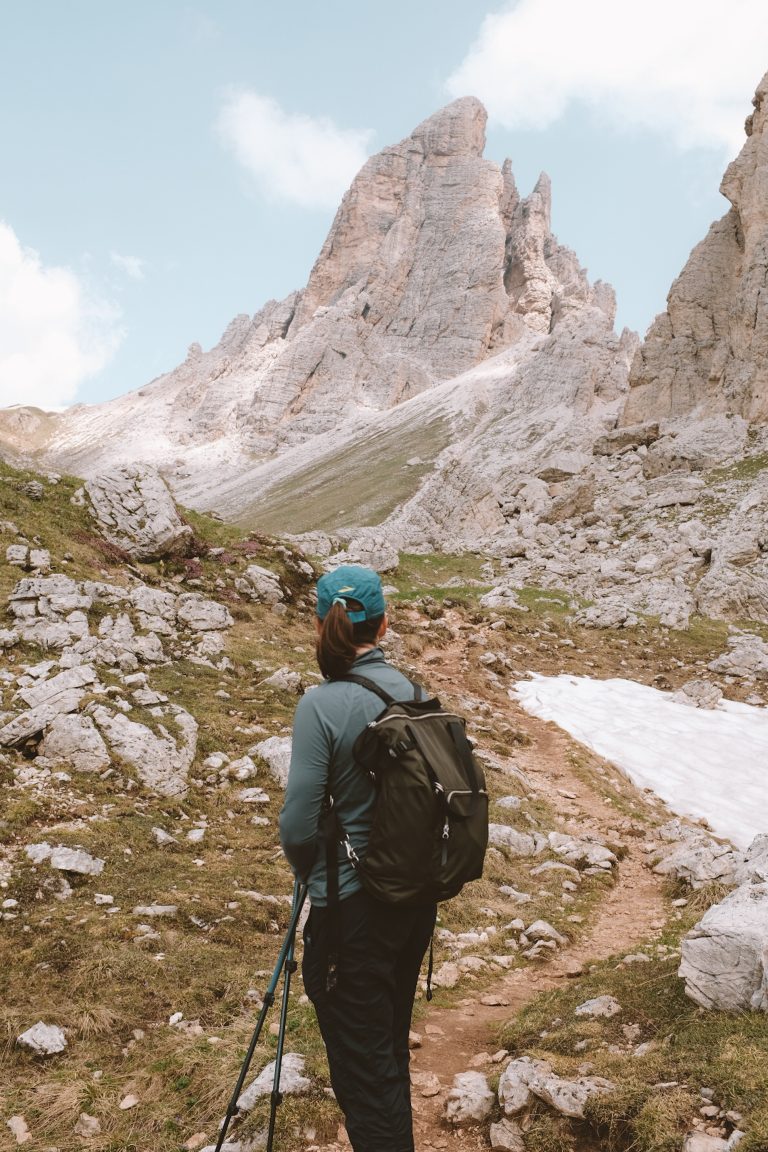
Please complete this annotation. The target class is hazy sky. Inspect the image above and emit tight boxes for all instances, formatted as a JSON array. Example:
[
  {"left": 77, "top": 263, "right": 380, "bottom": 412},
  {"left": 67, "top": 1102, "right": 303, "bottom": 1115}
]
[{"left": 2, "top": 1, "right": 767, "bottom": 410}]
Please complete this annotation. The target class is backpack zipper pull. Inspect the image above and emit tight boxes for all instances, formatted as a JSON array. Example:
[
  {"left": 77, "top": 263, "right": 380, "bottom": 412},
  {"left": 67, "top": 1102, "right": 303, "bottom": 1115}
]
[{"left": 441, "top": 817, "right": 450, "bottom": 865}]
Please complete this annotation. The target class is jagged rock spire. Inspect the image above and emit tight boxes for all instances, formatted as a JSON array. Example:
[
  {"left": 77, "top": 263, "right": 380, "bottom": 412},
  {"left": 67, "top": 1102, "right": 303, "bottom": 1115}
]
[{"left": 624, "top": 69, "right": 768, "bottom": 425}]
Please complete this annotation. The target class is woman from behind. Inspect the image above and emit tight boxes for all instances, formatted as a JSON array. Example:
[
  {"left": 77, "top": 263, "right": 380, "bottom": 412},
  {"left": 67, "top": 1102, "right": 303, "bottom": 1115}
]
[{"left": 279, "top": 564, "right": 436, "bottom": 1152}]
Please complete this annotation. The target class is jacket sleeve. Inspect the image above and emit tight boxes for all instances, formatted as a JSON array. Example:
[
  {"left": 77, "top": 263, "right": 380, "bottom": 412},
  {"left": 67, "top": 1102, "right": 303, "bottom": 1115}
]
[{"left": 278, "top": 692, "right": 333, "bottom": 882}]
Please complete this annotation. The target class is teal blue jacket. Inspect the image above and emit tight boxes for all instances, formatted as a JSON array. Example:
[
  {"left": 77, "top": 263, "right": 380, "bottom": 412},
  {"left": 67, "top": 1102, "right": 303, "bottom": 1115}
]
[{"left": 278, "top": 648, "right": 418, "bottom": 905}]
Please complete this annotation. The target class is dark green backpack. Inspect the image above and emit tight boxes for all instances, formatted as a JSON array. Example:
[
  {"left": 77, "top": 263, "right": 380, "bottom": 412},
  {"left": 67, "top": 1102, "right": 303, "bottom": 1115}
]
[{"left": 331, "top": 674, "right": 489, "bottom": 905}]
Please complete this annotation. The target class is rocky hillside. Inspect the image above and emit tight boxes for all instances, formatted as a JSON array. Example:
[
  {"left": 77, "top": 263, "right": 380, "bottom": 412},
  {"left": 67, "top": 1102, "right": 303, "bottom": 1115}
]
[{"left": 1, "top": 462, "right": 766, "bottom": 1152}]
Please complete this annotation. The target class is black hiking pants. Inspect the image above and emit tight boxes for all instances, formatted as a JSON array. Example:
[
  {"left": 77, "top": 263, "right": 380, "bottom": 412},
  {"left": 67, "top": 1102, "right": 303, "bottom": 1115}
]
[{"left": 302, "top": 888, "right": 437, "bottom": 1152}]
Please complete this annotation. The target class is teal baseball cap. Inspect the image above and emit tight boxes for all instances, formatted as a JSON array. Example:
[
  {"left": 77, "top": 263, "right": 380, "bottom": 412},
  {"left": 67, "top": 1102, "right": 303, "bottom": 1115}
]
[{"left": 316, "top": 565, "right": 386, "bottom": 623}]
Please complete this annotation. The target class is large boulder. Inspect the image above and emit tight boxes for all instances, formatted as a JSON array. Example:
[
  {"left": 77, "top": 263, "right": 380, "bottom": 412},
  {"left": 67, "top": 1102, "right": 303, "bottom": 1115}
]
[
  {"left": 84, "top": 465, "right": 192, "bottom": 560},
  {"left": 91, "top": 705, "right": 198, "bottom": 797},
  {"left": 679, "top": 882, "right": 768, "bottom": 1011}
]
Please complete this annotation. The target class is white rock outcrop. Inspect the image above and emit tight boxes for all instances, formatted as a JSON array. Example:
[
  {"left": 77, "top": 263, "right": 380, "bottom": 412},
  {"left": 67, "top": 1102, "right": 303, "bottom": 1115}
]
[
  {"left": 85, "top": 465, "right": 192, "bottom": 559},
  {"left": 679, "top": 881, "right": 768, "bottom": 1012},
  {"left": 250, "top": 736, "right": 292, "bottom": 788},
  {"left": 498, "top": 1055, "right": 614, "bottom": 1120},
  {"left": 91, "top": 705, "right": 198, "bottom": 797}
]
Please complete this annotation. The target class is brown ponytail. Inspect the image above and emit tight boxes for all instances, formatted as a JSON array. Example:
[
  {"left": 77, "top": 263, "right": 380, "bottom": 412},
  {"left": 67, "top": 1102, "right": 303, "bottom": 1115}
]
[{"left": 316, "top": 600, "right": 384, "bottom": 679}]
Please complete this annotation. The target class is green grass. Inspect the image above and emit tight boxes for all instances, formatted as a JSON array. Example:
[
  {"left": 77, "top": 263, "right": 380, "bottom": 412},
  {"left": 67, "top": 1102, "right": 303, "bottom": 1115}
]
[
  {"left": 707, "top": 452, "right": 768, "bottom": 484},
  {"left": 391, "top": 551, "right": 491, "bottom": 600},
  {"left": 235, "top": 415, "right": 453, "bottom": 534}
]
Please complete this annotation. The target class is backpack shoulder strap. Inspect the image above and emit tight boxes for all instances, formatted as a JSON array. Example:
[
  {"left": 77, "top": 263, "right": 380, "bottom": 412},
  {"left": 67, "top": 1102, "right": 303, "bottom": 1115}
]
[
  {"left": 336, "top": 672, "right": 425, "bottom": 705},
  {"left": 336, "top": 673, "right": 396, "bottom": 705}
]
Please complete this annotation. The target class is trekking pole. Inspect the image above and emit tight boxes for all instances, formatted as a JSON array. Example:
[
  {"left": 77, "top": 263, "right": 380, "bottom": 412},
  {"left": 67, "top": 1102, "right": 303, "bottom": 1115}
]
[
  {"left": 266, "top": 882, "right": 301, "bottom": 1151},
  {"left": 214, "top": 881, "right": 308, "bottom": 1152}
]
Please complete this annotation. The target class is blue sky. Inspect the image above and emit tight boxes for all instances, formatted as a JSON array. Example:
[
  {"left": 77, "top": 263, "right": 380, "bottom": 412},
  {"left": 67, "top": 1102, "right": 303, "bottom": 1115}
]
[{"left": 1, "top": 0, "right": 767, "bottom": 410}]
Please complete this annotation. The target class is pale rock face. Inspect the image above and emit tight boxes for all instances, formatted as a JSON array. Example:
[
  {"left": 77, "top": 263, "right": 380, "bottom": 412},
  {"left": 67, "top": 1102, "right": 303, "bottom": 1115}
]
[
  {"left": 488, "top": 824, "right": 546, "bottom": 856},
  {"left": 679, "top": 881, "right": 768, "bottom": 1011},
  {"left": 234, "top": 564, "right": 285, "bottom": 605},
  {"left": 91, "top": 705, "right": 198, "bottom": 797},
  {"left": 651, "top": 820, "right": 740, "bottom": 889},
  {"left": 176, "top": 593, "right": 234, "bottom": 632},
  {"left": 40, "top": 714, "right": 110, "bottom": 773},
  {"left": 623, "top": 71, "right": 768, "bottom": 425},
  {"left": 85, "top": 465, "right": 193, "bottom": 559}
]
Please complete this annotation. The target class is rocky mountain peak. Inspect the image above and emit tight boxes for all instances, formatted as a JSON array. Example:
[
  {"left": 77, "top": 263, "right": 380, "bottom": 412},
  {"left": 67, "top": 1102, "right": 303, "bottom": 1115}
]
[
  {"left": 623, "top": 69, "right": 768, "bottom": 426},
  {"left": 408, "top": 95, "right": 487, "bottom": 158},
  {"left": 17, "top": 97, "right": 609, "bottom": 480}
]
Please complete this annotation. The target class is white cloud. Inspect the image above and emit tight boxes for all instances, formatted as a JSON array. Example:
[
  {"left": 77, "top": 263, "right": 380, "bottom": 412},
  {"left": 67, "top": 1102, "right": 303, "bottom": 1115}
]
[
  {"left": 447, "top": 0, "right": 768, "bottom": 153},
  {"left": 217, "top": 90, "right": 374, "bottom": 210},
  {"left": 0, "top": 222, "right": 123, "bottom": 411},
  {"left": 110, "top": 251, "right": 145, "bottom": 281}
]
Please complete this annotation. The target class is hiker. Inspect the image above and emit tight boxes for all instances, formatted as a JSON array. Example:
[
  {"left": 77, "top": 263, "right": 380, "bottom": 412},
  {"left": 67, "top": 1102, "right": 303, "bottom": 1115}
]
[{"left": 279, "top": 564, "right": 436, "bottom": 1152}]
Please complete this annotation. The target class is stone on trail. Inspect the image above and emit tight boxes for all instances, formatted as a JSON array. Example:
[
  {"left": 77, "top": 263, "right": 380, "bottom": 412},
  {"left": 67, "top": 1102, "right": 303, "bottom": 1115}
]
[
  {"left": 444, "top": 1070, "right": 494, "bottom": 1124},
  {"left": 489, "top": 1117, "right": 527, "bottom": 1151},
  {"left": 16, "top": 1021, "right": 68, "bottom": 1056},
  {"left": 548, "top": 832, "right": 617, "bottom": 870},
  {"left": 237, "top": 1051, "right": 310, "bottom": 1112},
  {"left": 679, "top": 881, "right": 768, "bottom": 1012},
  {"left": 498, "top": 1055, "right": 614, "bottom": 1119}
]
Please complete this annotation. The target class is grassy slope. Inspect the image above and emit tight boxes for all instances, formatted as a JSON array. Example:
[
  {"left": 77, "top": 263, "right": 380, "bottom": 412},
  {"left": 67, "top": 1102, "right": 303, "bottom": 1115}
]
[{"left": 233, "top": 416, "right": 452, "bottom": 534}]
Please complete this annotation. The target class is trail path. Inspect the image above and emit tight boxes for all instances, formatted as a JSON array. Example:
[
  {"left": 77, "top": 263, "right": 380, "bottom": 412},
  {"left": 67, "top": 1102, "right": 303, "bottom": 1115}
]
[{"left": 321, "top": 614, "right": 669, "bottom": 1151}]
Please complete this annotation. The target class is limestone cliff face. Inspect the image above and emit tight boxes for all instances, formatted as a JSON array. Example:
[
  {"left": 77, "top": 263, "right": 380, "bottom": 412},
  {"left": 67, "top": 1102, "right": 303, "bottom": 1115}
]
[
  {"left": 17, "top": 97, "right": 611, "bottom": 481},
  {"left": 623, "top": 71, "right": 768, "bottom": 425}
]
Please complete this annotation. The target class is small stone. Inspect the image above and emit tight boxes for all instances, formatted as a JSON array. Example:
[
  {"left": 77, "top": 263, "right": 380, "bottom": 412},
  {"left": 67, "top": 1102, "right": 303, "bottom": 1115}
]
[
  {"left": 151, "top": 827, "right": 177, "bottom": 846},
  {"left": 17, "top": 1021, "right": 67, "bottom": 1056},
  {"left": 74, "top": 1113, "right": 101, "bottom": 1138},
  {"left": 132, "top": 904, "right": 178, "bottom": 917},
  {"left": 6, "top": 1116, "right": 31, "bottom": 1145},
  {"left": 489, "top": 1117, "right": 526, "bottom": 1152},
  {"left": 575, "top": 995, "right": 622, "bottom": 1018},
  {"left": 119, "top": 1094, "right": 139, "bottom": 1110}
]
